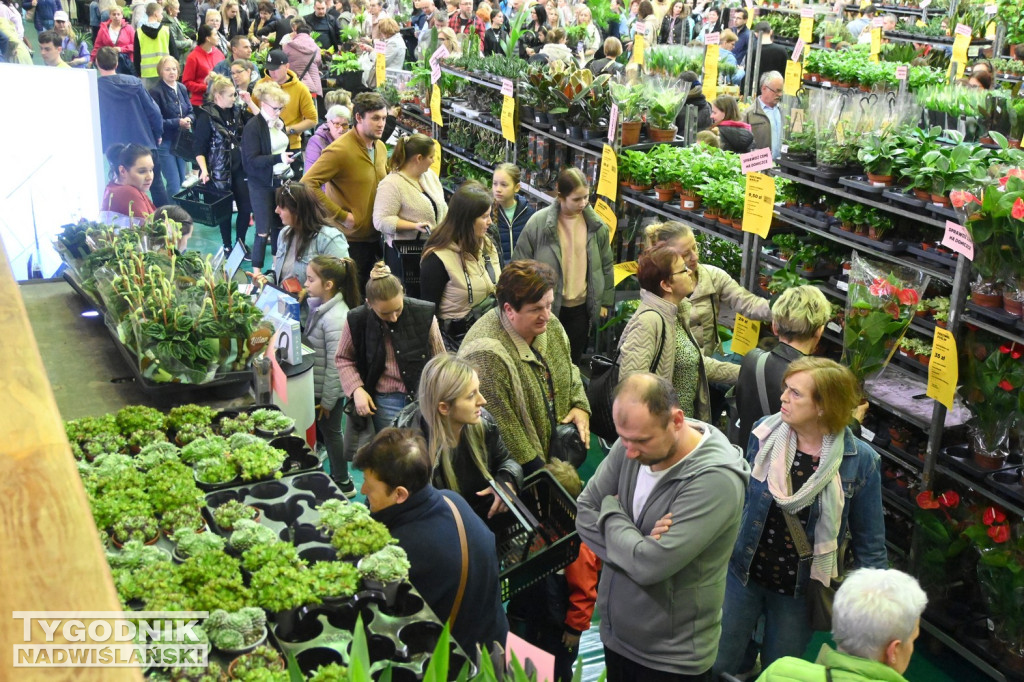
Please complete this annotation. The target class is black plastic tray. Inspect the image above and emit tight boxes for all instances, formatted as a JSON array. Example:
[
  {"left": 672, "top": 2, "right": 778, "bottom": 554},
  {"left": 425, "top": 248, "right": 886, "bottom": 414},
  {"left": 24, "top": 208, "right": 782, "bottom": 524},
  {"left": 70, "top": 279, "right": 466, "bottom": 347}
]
[
  {"left": 927, "top": 202, "right": 962, "bottom": 222},
  {"left": 906, "top": 244, "right": 958, "bottom": 268},
  {"left": 988, "top": 468, "right": 1024, "bottom": 505},
  {"left": 827, "top": 226, "right": 908, "bottom": 253},
  {"left": 839, "top": 175, "right": 888, "bottom": 195},
  {"left": 966, "top": 301, "right": 1021, "bottom": 328},
  {"left": 882, "top": 188, "right": 928, "bottom": 209},
  {"left": 776, "top": 205, "right": 830, "bottom": 230},
  {"left": 940, "top": 445, "right": 1016, "bottom": 481}
]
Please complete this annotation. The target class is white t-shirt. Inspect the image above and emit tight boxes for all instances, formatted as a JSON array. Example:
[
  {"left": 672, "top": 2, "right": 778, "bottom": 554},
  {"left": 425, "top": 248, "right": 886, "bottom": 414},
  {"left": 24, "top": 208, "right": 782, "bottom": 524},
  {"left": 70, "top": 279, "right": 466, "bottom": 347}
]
[{"left": 632, "top": 426, "right": 710, "bottom": 520}]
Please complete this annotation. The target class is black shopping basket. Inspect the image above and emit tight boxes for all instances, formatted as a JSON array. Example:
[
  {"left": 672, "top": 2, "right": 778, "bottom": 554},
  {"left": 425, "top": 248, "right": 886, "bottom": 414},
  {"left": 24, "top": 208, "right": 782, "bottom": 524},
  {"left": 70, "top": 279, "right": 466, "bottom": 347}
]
[
  {"left": 174, "top": 185, "right": 234, "bottom": 226},
  {"left": 489, "top": 470, "right": 581, "bottom": 601}
]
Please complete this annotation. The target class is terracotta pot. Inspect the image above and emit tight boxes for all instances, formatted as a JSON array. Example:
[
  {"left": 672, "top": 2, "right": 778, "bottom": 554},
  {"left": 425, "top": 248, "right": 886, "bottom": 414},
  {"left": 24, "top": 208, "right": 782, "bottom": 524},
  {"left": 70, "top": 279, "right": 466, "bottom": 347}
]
[
  {"left": 866, "top": 172, "right": 893, "bottom": 186},
  {"left": 919, "top": 355, "right": 930, "bottom": 367},
  {"left": 971, "top": 290, "right": 1004, "bottom": 308},
  {"left": 717, "top": 215, "right": 731, "bottom": 226},
  {"left": 1005, "top": 297, "right": 1023, "bottom": 318},
  {"left": 936, "top": 320, "right": 947, "bottom": 328},
  {"left": 648, "top": 125, "right": 677, "bottom": 142},
  {"left": 973, "top": 450, "right": 1008, "bottom": 470},
  {"left": 840, "top": 222, "right": 853, "bottom": 232},
  {"left": 620, "top": 120, "right": 642, "bottom": 147},
  {"left": 1011, "top": 138, "right": 1022, "bottom": 149},
  {"left": 912, "top": 188, "right": 931, "bottom": 200},
  {"left": 629, "top": 182, "right": 652, "bottom": 191},
  {"left": 930, "top": 193, "right": 952, "bottom": 207},
  {"left": 980, "top": 135, "right": 996, "bottom": 145},
  {"left": 655, "top": 185, "right": 676, "bottom": 201},
  {"left": 679, "top": 191, "right": 701, "bottom": 211},
  {"left": 730, "top": 218, "right": 743, "bottom": 229},
  {"left": 704, "top": 208, "right": 719, "bottom": 219}
]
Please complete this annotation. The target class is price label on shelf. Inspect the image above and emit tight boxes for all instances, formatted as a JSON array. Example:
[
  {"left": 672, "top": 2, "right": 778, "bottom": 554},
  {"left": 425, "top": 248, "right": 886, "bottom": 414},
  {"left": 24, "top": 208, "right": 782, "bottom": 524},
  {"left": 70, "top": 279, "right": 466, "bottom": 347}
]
[
  {"left": 799, "top": 15, "right": 813, "bottom": 44},
  {"left": 703, "top": 43, "right": 719, "bottom": 100},
  {"left": 631, "top": 32, "right": 646, "bottom": 64},
  {"left": 501, "top": 95, "right": 516, "bottom": 143},
  {"left": 731, "top": 313, "right": 761, "bottom": 356},
  {"left": 431, "top": 61, "right": 441, "bottom": 84},
  {"left": 941, "top": 220, "right": 974, "bottom": 260},
  {"left": 705, "top": 31, "right": 720, "bottom": 45},
  {"left": 431, "top": 139, "right": 441, "bottom": 176},
  {"left": 926, "top": 327, "right": 958, "bottom": 410},
  {"left": 375, "top": 53, "right": 386, "bottom": 88},
  {"left": 374, "top": 40, "right": 386, "bottom": 54},
  {"left": 985, "top": 4, "right": 997, "bottom": 14},
  {"left": 742, "top": 172, "right": 776, "bottom": 238},
  {"left": 430, "top": 84, "right": 442, "bottom": 126},
  {"left": 740, "top": 148, "right": 773, "bottom": 174},
  {"left": 801, "top": 6, "right": 815, "bottom": 18},
  {"left": 919, "top": 0, "right": 931, "bottom": 7},
  {"left": 613, "top": 261, "right": 638, "bottom": 286},
  {"left": 827, "top": 321, "right": 843, "bottom": 334},
  {"left": 597, "top": 144, "right": 618, "bottom": 202},
  {"left": 861, "top": 427, "right": 876, "bottom": 443},
  {"left": 608, "top": 103, "right": 619, "bottom": 143},
  {"left": 594, "top": 198, "right": 618, "bottom": 243},
  {"left": 501, "top": 78, "right": 514, "bottom": 97},
  {"left": 837, "top": 280, "right": 849, "bottom": 291},
  {"left": 784, "top": 59, "right": 803, "bottom": 96},
  {"left": 896, "top": 65, "right": 908, "bottom": 80},
  {"left": 791, "top": 38, "right": 805, "bottom": 62}
]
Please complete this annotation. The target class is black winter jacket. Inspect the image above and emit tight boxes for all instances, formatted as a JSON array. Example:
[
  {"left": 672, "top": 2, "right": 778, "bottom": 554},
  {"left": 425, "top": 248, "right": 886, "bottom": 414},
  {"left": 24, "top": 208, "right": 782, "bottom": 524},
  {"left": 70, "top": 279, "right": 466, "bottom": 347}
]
[
  {"left": 490, "top": 195, "right": 535, "bottom": 266},
  {"left": 193, "top": 104, "right": 242, "bottom": 190}
]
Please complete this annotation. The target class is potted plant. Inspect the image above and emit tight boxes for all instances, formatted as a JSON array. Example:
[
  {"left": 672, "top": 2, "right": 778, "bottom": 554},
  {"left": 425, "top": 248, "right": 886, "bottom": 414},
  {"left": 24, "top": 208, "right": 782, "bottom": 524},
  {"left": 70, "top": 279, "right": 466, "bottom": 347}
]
[
  {"left": 218, "top": 413, "right": 254, "bottom": 436},
  {"left": 251, "top": 409, "right": 295, "bottom": 438},
  {"left": 213, "top": 499, "right": 262, "bottom": 531},
  {"left": 963, "top": 336, "right": 1023, "bottom": 469},
  {"left": 229, "top": 519, "right": 278, "bottom": 553},
  {"left": 622, "top": 150, "right": 654, "bottom": 191},
  {"left": 168, "top": 404, "right": 217, "bottom": 432},
  {"left": 115, "top": 405, "right": 167, "bottom": 437},
  {"left": 857, "top": 133, "right": 905, "bottom": 186},
  {"left": 195, "top": 457, "right": 238, "bottom": 486},
  {"left": 652, "top": 155, "right": 677, "bottom": 202},
  {"left": 358, "top": 544, "right": 412, "bottom": 605},
  {"left": 317, "top": 499, "right": 395, "bottom": 559},
  {"left": 112, "top": 515, "right": 160, "bottom": 546},
  {"left": 917, "top": 133, "right": 991, "bottom": 206},
  {"left": 309, "top": 560, "right": 361, "bottom": 602},
  {"left": 772, "top": 233, "right": 801, "bottom": 261},
  {"left": 204, "top": 607, "right": 267, "bottom": 654},
  {"left": 172, "top": 527, "right": 226, "bottom": 561},
  {"left": 308, "top": 664, "right": 349, "bottom": 682},
  {"left": 227, "top": 645, "right": 285, "bottom": 680},
  {"left": 644, "top": 78, "right": 688, "bottom": 142},
  {"left": 866, "top": 210, "right": 894, "bottom": 241},
  {"left": 233, "top": 440, "right": 287, "bottom": 482},
  {"left": 610, "top": 78, "right": 649, "bottom": 146}
]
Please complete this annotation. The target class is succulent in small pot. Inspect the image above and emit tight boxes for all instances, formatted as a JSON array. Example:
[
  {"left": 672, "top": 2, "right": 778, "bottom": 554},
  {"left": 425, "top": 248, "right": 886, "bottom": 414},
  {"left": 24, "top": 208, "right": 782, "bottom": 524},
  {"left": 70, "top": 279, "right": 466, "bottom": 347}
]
[
  {"left": 213, "top": 499, "right": 262, "bottom": 531},
  {"left": 251, "top": 409, "right": 296, "bottom": 437},
  {"left": 168, "top": 404, "right": 217, "bottom": 432},
  {"left": 358, "top": 545, "right": 411, "bottom": 605},
  {"left": 308, "top": 664, "right": 349, "bottom": 681},
  {"left": 175, "top": 422, "right": 214, "bottom": 446},
  {"left": 180, "top": 436, "right": 231, "bottom": 465},
  {"left": 229, "top": 519, "right": 278, "bottom": 553},
  {"left": 227, "top": 645, "right": 285, "bottom": 680},
  {"left": 172, "top": 527, "right": 225, "bottom": 561},
  {"left": 233, "top": 441, "right": 287, "bottom": 482},
  {"left": 127, "top": 429, "right": 167, "bottom": 452},
  {"left": 83, "top": 432, "right": 128, "bottom": 459},
  {"left": 218, "top": 413, "right": 255, "bottom": 437},
  {"left": 161, "top": 507, "right": 208, "bottom": 536},
  {"left": 195, "top": 457, "right": 238, "bottom": 485},
  {"left": 112, "top": 515, "right": 160, "bottom": 545},
  {"left": 204, "top": 607, "right": 267, "bottom": 654},
  {"left": 310, "top": 560, "right": 361, "bottom": 601},
  {"left": 115, "top": 404, "right": 167, "bottom": 436},
  {"left": 136, "top": 442, "right": 180, "bottom": 471}
]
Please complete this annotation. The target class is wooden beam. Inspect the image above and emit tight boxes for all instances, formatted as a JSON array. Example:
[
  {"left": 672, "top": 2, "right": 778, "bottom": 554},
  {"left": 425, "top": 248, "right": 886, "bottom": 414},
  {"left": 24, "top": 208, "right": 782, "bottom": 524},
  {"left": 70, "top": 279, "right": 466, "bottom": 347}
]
[{"left": 0, "top": 245, "right": 141, "bottom": 681}]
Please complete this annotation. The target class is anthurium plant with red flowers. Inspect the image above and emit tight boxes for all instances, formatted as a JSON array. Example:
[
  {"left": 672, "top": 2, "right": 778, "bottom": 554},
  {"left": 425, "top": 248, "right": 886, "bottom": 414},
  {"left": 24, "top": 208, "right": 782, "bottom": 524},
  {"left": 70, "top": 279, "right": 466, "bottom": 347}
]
[
  {"left": 842, "top": 252, "right": 929, "bottom": 385},
  {"left": 963, "top": 331, "right": 1024, "bottom": 454},
  {"left": 914, "top": 488, "right": 972, "bottom": 601},
  {"left": 957, "top": 169, "right": 1024, "bottom": 289},
  {"left": 962, "top": 504, "right": 1024, "bottom": 654}
]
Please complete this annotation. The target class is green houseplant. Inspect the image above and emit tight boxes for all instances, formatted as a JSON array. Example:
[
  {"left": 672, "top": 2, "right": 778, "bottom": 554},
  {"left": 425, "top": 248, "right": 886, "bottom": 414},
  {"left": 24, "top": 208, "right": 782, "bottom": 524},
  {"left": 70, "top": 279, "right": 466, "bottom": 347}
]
[
  {"left": 644, "top": 78, "right": 689, "bottom": 142},
  {"left": 857, "top": 133, "right": 905, "bottom": 186}
]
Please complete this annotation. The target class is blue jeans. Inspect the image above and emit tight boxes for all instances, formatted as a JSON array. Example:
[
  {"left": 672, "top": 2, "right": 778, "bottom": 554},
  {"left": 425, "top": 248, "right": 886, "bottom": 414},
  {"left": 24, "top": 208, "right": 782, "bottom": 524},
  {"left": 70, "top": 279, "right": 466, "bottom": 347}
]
[
  {"left": 371, "top": 392, "right": 408, "bottom": 433},
  {"left": 157, "top": 138, "right": 187, "bottom": 199},
  {"left": 712, "top": 572, "right": 813, "bottom": 677}
]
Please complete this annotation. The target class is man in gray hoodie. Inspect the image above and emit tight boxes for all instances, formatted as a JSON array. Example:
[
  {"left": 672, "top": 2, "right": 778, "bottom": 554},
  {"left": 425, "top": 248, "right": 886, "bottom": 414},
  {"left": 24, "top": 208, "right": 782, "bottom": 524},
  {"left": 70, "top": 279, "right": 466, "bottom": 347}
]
[{"left": 577, "top": 373, "right": 750, "bottom": 682}]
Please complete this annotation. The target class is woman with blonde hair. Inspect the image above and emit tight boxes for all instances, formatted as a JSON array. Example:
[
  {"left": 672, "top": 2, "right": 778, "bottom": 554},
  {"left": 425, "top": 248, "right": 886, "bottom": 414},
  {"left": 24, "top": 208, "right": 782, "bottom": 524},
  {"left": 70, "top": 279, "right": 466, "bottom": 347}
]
[
  {"left": 436, "top": 26, "right": 462, "bottom": 58},
  {"left": 149, "top": 55, "right": 194, "bottom": 198},
  {"left": 394, "top": 353, "right": 523, "bottom": 520},
  {"left": 241, "top": 80, "right": 293, "bottom": 271},
  {"left": 194, "top": 73, "right": 252, "bottom": 252},
  {"left": 373, "top": 133, "right": 447, "bottom": 289},
  {"left": 205, "top": 8, "right": 231, "bottom": 56},
  {"left": 220, "top": 0, "right": 249, "bottom": 37},
  {"left": 420, "top": 181, "right": 500, "bottom": 350},
  {"left": 362, "top": 16, "right": 405, "bottom": 87}
]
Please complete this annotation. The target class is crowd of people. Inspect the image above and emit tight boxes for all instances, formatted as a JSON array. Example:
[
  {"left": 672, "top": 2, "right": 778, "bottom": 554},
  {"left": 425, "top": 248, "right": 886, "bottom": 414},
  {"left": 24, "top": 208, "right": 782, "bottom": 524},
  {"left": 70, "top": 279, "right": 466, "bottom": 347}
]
[{"left": 4, "top": 1, "right": 947, "bottom": 680}]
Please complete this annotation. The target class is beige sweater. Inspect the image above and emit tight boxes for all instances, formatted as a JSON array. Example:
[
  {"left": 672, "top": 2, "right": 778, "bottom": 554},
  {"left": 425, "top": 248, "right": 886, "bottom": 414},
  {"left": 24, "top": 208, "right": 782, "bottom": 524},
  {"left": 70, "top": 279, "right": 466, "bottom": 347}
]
[{"left": 372, "top": 169, "right": 448, "bottom": 240}]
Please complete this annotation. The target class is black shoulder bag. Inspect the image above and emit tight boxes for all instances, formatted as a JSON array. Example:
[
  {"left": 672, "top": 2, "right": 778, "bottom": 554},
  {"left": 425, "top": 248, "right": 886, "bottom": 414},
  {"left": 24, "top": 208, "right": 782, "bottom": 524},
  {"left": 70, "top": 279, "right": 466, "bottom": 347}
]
[
  {"left": 587, "top": 311, "right": 667, "bottom": 442},
  {"left": 531, "top": 346, "right": 587, "bottom": 468}
]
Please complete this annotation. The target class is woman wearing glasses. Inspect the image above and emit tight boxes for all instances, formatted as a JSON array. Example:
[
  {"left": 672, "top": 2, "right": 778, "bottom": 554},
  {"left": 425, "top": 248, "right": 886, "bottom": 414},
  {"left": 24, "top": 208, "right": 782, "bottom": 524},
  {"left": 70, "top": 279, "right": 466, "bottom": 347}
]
[
  {"left": 617, "top": 242, "right": 738, "bottom": 421},
  {"left": 194, "top": 74, "right": 253, "bottom": 253},
  {"left": 229, "top": 59, "right": 261, "bottom": 122},
  {"left": 242, "top": 80, "right": 294, "bottom": 273}
]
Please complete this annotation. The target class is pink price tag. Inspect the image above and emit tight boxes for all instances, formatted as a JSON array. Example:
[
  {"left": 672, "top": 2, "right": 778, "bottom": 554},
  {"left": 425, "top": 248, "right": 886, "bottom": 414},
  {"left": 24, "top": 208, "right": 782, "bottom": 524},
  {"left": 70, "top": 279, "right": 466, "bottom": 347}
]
[
  {"left": 374, "top": 40, "right": 386, "bottom": 54},
  {"left": 608, "top": 103, "right": 619, "bottom": 143},
  {"left": 955, "top": 23, "right": 972, "bottom": 36},
  {"left": 871, "top": 16, "right": 884, "bottom": 27},
  {"left": 801, "top": 6, "right": 814, "bottom": 18},
  {"left": 985, "top": 4, "right": 997, "bottom": 14},
  {"left": 942, "top": 220, "right": 974, "bottom": 260},
  {"left": 791, "top": 38, "right": 805, "bottom": 62},
  {"left": 501, "top": 78, "right": 514, "bottom": 97},
  {"left": 431, "top": 61, "right": 441, "bottom": 83},
  {"left": 740, "top": 148, "right": 773, "bottom": 173},
  {"left": 634, "top": 21, "right": 645, "bottom": 33},
  {"left": 896, "top": 65, "right": 908, "bottom": 80},
  {"left": 431, "top": 45, "right": 449, "bottom": 64},
  {"left": 919, "top": 0, "right": 931, "bottom": 6},
  {"left": 705, "top": 31, "right": 720, "bottom": 45}
]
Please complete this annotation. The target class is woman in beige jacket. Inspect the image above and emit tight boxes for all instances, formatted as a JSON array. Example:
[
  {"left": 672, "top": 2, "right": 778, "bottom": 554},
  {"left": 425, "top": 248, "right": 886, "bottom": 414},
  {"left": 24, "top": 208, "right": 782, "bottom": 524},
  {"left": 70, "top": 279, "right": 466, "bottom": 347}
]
[
  {"left": 372, "top": 133, "right": 447, "bottom": 288},
  {"left": 618, "top": 243, "right": 739, "bottom": 422}
]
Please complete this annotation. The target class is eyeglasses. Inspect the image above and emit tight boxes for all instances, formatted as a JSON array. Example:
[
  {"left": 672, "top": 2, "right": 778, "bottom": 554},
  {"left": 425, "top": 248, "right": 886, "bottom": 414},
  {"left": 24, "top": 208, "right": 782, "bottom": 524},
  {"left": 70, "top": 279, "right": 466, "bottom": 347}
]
[
  {"left": 230, "top": 69, "right": 247, "bottom": 75},
  {"left": 765, "top": 85, "right": 783, "bottom": 95},
  {"left": 267, "top": 103, "right": 285, "bottom": 112}
]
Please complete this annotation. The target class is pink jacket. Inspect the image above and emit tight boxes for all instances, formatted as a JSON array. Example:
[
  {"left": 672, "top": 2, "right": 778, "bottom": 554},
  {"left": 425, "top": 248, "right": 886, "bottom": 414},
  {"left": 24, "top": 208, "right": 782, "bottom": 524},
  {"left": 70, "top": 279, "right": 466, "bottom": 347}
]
[
  {"left": 283, "top": 33, "right": 322, "bottom": 96},
  {"left": 91, "top": 20, "right": 135, "bottom": 63}
]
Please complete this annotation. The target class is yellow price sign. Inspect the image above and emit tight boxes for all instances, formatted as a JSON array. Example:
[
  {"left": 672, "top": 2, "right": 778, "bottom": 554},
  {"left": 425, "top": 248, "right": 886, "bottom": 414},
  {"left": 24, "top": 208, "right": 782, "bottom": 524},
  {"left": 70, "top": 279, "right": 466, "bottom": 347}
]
[
  {"left": 501, "top": 95, "right": 516, "bottom": 143},
  {"left": 926, "top": 327, "right": 958, "bottom": 410},
  {"left": 430, "top": 84, "right": 442, "bottom": 126},
  {"left": 375, "top": 53, "right": 386, "bottom": 88},
  {"left": 594, "top": 198, "right": 618, "bottom": 243},
  {"left": 799, "top": 16, "right": 813, "bottom": 44},
  {"left": 870, "top": 28, "right": 881, "bottom": 60},
  {"left": 613, "top": 261, "right": 638, "bottom": 286},
  {"left": 835, "top": 120, "right": 846, "bottom": 145},
  {"left": 952, "top": 25, "right": 971, "bottom": 79},
  {"left": 597, "top": 144, "right": 618, "bottom": 202},
  {"left": 431, "top": 139, "right": 441, "bottom": 177},
  {"left": 731, "top": 313, "right": 761, "bottom": 356},
  {"left": 631, "top": 32, "right": 646, "bottom": 65},
  {"left": 742, "top": 172, "right": 776, "bottom": 239},
  {"left": 703, "top": 43, "right": 719, "bottom": 101},
  {"left": 784, "top": 59, "right": 803, "bottom": 96}
]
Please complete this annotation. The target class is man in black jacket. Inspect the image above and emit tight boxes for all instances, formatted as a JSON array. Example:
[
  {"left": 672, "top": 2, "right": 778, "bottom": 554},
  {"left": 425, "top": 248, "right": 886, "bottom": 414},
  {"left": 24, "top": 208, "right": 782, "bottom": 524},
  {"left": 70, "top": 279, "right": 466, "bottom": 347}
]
[
  {"left": 307, "top": 0, "right": 339, "bottom": 48},
  {"left": 354, "top": 428, "right": 509, "bottom": 658},
  {"left": 751, "top": 22, "right": 790, "bottom": 87},
  {"left": 732, "top": 285, "right": 831, "bottom": 448}
]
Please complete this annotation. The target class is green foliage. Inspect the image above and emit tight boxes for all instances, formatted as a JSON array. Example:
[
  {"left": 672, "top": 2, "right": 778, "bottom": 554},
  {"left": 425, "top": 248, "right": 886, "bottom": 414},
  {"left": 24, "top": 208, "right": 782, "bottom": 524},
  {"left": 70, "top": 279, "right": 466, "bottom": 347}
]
[
  {"left": 213, "top": 499, "right": 260, "bottom": 530},
  {"left": 204, "top": 607, "right": 266, "bottom": 651},
  {"left": 359, "top": 545, "right": 411, "bottom": 582}
]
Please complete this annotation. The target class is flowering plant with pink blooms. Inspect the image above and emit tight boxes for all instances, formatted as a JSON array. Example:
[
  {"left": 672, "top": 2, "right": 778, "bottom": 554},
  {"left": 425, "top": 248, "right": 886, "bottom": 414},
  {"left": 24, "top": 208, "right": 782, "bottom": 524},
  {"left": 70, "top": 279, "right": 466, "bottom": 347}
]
[
  {"left": 842, "top": 253, "right": 928, "bottom": 385},
  {"left": 954, "top": 169, "right": 1024, "bottom": 287}
]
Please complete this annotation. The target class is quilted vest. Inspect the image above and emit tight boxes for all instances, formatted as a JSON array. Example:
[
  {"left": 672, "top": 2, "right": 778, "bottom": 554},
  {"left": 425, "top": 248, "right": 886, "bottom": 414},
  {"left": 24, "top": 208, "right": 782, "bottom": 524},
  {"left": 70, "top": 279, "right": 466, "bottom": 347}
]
[{"left": 347, "top": 297, "right": 435, "bottom": 399}]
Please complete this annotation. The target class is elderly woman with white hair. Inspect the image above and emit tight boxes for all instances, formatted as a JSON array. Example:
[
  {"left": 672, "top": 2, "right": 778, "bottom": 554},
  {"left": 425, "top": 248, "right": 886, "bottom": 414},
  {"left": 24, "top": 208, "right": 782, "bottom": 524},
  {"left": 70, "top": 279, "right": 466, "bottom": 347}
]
[
  {"left": 304, "top": 104, "right": 351, "bottom": 173},
  {"left": 757, "top": 568, "right": 927, "bottom": 681}
]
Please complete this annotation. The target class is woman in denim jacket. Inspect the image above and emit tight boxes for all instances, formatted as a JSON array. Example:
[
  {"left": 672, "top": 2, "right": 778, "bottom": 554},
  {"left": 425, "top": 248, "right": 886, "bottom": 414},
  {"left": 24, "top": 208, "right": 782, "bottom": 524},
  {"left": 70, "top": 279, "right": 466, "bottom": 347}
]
[{"left": 714, "top": 357, "right": 887, "bottom": 677}]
